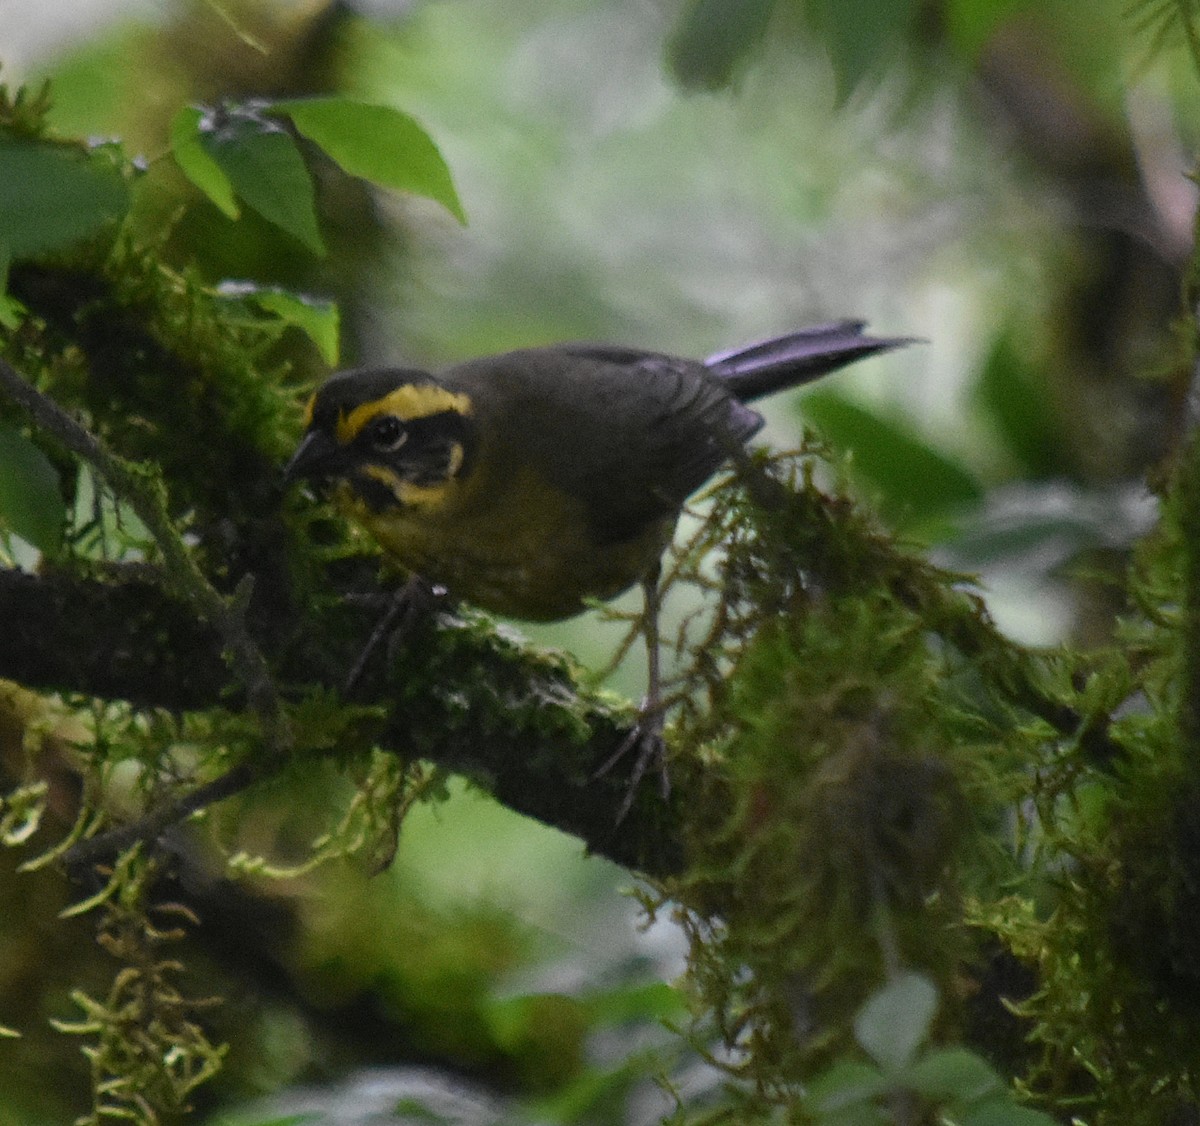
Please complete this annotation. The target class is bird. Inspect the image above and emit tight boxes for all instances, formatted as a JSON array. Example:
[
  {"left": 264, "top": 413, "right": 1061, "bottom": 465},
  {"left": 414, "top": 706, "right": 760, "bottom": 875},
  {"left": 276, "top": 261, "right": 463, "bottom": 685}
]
[{"left": 284, "top": 321, "right": 911, "bottom": 816}]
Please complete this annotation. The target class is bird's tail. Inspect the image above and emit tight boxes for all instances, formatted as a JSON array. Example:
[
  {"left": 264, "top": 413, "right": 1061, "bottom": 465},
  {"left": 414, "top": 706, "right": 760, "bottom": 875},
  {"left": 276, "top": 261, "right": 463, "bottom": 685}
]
[{"left": 705, "top": 321, "right": 915, "bottom": 403}]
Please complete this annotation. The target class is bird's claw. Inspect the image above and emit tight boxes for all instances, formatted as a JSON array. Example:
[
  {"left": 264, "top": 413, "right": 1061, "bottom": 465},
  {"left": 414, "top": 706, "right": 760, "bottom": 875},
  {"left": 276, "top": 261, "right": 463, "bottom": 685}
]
[
  {"left": 344, "top": 576, "right": 440, "bottom": 695},
  {"left": 593, "top": 702, "right": 670, "bottom": 823}
]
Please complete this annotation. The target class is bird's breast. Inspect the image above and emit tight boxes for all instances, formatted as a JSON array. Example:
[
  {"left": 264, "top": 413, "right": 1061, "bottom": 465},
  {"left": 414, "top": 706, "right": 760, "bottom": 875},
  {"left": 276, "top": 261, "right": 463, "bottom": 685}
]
[{"left": 336, "top": 467, "right": 670, "bottom": 621}]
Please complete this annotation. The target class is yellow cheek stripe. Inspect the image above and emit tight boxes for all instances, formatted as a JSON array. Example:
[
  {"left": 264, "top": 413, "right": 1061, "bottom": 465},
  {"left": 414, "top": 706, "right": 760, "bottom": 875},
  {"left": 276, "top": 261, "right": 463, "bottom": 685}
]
[
  {"left": 395, "top": 479, "right": 455, "bottom": 511},
  {"left": 361, "top": 464, "right": 405, "bottom": 497},
  {"left": 337, "top": 384, "right": 472, "bottom": 444},
  {"left": 359, "top": 464, "right": 456, "bottom": 513}
]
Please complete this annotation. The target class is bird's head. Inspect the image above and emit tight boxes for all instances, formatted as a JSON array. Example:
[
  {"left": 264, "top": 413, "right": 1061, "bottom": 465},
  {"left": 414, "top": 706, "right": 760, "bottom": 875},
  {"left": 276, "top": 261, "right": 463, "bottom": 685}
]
[{"left": 285, "top": 368, "right": 477, "bottom": 512}]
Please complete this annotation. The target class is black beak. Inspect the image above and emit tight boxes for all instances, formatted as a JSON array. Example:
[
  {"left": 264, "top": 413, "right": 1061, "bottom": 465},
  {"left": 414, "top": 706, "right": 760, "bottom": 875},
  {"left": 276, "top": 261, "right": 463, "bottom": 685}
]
[{"left": 283, "top": 428, "right": 339, "bottom": 485}]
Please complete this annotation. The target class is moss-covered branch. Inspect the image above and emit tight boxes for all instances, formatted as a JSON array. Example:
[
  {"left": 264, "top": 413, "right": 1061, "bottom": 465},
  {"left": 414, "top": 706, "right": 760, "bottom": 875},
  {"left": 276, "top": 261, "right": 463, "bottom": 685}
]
[
  {"left": 0, "top": 357, "right": 289, "bottom": 756},
  {"left": 0, "top": 563, "right": 682, "bottom": 874}
]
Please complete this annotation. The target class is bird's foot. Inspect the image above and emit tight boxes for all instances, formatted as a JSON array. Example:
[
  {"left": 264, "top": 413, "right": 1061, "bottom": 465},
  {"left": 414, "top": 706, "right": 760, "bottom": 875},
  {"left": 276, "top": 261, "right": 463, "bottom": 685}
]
[
  {"left": 344, "top": 576, "right": 442, "bottom": 695},
  {"left": 593, "top": 700, "right": 670, "bottom": 823}
]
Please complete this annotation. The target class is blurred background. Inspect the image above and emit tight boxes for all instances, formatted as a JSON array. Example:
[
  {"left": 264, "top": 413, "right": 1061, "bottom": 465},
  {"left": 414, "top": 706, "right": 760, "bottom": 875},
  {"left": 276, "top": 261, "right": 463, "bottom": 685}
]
[{"left": 0, "top": 0, "right": 1195, "bottom": 1121}]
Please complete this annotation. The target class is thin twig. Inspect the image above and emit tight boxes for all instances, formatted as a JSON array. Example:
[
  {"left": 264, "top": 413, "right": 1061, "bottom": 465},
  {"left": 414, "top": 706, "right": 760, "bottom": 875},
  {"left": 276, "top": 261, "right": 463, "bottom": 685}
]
[{"left": 63, "top": 762, "right": 263, "bottom": 875}]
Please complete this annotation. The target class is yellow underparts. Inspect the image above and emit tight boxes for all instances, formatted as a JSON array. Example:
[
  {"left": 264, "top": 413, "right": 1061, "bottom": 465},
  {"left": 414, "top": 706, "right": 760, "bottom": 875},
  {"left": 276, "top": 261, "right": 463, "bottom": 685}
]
[{"left": 335, "top": 467, "right": 668, "bottom": 621}]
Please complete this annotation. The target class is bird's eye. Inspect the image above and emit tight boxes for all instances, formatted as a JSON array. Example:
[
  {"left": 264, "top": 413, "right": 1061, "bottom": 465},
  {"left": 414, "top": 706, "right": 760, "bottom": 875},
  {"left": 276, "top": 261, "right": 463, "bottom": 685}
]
[{"left": 368, "top": 416, "right": 407, "bottom": 453}]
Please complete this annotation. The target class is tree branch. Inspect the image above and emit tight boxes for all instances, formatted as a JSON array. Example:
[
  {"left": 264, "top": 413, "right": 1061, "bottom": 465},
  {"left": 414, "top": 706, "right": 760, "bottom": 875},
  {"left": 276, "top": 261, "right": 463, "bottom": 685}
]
[
  {"left": 0, "top": 565, "right": 685, "bottom": 876},
  {"left": 0, "top": 357, "right": 290, "bottom": 758}
]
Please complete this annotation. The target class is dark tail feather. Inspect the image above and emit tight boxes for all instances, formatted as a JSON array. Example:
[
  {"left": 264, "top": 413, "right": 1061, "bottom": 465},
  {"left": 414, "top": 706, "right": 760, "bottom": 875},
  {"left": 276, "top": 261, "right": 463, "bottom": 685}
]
[{"left": 705, "top": 321, "right": 917, "bottom": 403}]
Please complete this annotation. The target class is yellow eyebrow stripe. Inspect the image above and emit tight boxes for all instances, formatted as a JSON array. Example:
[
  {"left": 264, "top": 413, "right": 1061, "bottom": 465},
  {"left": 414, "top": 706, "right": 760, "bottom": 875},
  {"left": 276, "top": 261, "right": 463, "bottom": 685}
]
[{"left": 337, "top": 384, "right": 472, "bottom": 445}]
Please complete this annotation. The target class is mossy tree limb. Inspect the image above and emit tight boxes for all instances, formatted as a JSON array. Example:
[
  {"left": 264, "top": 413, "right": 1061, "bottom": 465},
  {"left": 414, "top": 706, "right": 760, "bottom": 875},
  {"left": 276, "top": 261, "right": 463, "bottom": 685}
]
[{"left": 0, "top": 563, "right": 683, "bottom": 875}]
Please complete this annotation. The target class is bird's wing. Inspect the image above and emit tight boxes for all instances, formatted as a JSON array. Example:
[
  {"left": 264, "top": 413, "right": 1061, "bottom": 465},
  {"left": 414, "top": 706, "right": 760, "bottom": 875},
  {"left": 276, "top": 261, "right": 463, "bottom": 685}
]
[{"left": 450, "top": 345, "right": 763, "bottom": 546}]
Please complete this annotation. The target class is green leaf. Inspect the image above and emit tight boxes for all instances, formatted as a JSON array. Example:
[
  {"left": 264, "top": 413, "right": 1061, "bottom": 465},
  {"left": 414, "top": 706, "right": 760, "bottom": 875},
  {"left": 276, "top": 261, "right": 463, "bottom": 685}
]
[
  {"left": 956, "top": 1096, "right": 1059, "bottom": 1126},
  {"left": 0, "top": 138, "right": 129, "bottom": 261},
  {"left": 69, "top": 464, "right": 152, "bottom": 561},
  {"left": 945, "top": 0, "right": 1033, "bottom": 58},
  {"left": 389, "top": 1098, "right": 453, "bottom": 1124},
  {"left": 527, "top": 1056, "right": 641, "bottom": 1124},
  {"left": 272, "top": 96, "right": 466, "bottom": 224},
  {"left": 197, "top": 106, "right": 324, "bottom": 255},
  {"left": 484, "top": 992, "right": 587, "bottom": 1051},
  {"left": 974, "top": 332, "right": 1061, "bottom": 478},
  {"left": 585, "top": 979, "right": 689, "bottom": 1025},
  {"left": 816, "top": 1104, "right": 891, "bottom": 1126},
  {"left": 169, "top": 105, "right": 238, "bottom": 218},
  {"left": 800, "top": 390, "right": 983, "bottom": 529},
  {"left": 216, "top": 281, "right": 340, "bottom": 365},
  {"left": 904, "top": 1047, "right": 1005, "bottom": 1103},
  {"left": 665, "top": 0, "right": 778, "bottom": 91},
  {"left": 853, "top": 972, "right": 938, "bottom": 1073},
  {"left": 806, "top": 1059, "right": 888, "bottom": 1113},
  {"left": 0, "top": 421, "right": 65, "bottom": 554},
  {"left": 807, "top": 0, "right": 918, "bottom": 100}
]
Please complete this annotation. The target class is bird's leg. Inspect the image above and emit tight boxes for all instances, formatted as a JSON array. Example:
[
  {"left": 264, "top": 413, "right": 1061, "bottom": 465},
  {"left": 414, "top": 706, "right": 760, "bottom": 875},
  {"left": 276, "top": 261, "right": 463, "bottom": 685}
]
[
  {"left": 344, "top": 574, "right": 439, "bottom": 695},
  {"left": 593, "top": 565, "right": 670, "bottom": 821},
  {"left": 640, "top": 567, "right": 667, "bottom": 794}
]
